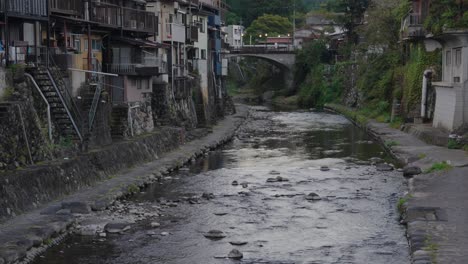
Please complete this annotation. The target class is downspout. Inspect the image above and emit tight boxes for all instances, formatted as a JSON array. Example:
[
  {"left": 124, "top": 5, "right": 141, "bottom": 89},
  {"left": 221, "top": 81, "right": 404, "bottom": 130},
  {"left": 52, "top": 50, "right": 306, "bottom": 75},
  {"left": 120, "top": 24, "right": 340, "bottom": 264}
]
[
  {"left": 25, "top": 73, "right": 53, "bottom": 141},
  {"left": 421, "top": 69, "right": 432, "bottom": 119}
]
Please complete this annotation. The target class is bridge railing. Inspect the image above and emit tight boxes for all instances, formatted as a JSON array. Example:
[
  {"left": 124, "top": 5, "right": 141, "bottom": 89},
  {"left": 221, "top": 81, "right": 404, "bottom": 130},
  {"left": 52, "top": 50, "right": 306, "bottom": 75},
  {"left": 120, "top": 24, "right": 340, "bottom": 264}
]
[{"left": 228, "top": 44, "right": 295, "bottom": 54}]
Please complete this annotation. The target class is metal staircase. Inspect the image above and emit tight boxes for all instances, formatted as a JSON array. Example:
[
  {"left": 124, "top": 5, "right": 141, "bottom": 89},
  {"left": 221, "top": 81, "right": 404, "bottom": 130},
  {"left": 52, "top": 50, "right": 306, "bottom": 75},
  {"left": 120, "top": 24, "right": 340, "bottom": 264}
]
[{"left": 27, "top": 60, "right": 85, "bottom": 142}]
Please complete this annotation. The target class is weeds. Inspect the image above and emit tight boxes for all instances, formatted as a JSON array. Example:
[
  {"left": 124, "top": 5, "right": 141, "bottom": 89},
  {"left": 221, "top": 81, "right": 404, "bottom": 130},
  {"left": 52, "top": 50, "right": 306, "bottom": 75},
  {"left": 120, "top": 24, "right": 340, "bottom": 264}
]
[
  {"left": 385, "top": 140, "right": 399, "bottom": 148},
  {"left": 127, "top": 184, "right": 140, "bottom": 194},
  {"left": 447, "top": 138, "right": 462, "bottom": 149},
  {"left": 418, "top": 153, "right": 427, "bottom": 159},
  {"left": 425, "top": 161, "right": 453, "bottom": 174},
  {"left": 424, "top": 235, "right": 439, "bottom": 264}
]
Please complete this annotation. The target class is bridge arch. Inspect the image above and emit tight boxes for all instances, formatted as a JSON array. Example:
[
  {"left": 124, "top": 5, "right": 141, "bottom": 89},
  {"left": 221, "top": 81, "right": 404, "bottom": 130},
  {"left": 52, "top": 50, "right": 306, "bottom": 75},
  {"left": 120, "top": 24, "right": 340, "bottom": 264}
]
[{"left": 224, "top": 52, "right": 296, "bottom": 92}]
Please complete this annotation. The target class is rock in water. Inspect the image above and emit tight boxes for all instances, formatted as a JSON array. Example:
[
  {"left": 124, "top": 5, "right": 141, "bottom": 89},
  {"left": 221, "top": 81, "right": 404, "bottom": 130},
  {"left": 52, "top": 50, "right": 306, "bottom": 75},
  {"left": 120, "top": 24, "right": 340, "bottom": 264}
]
[
  {"left": 150, "top": 222, "right": 161, "bottom": 228},
  {"left": 104, "top": 222, "right": 131, "bottom": 234},
  {"left": 203, "top": 230, "right": 226, "bottom": 239},
  {"left": 320, "top": 166, "right": 330, "bottom": 171},
  {"left": 202, "top": 193, "right": 215, "bottom": 200},
  {"left": 230, "top": 241, "right": 248, "bottom": 246},
  {"left": 376, "top": 163, "right": 394, "bottom": 171},
  {"left": 241, "top": 182, "right": 249, "bottom": 188},
  {"left": 231, "top": 181, "right": 239, "bottom": 186},
  {"left": 266, "top": 178, "right": 278, "bottom": 183},
  {"left": 305, "top": 193, "right": 322, "bottom": 201},
  {"left": 228, "top": 249, "right": 243, "bottom": 259},
  {"left": 403, "top": 166, "right": 422, "bottom": 177}
]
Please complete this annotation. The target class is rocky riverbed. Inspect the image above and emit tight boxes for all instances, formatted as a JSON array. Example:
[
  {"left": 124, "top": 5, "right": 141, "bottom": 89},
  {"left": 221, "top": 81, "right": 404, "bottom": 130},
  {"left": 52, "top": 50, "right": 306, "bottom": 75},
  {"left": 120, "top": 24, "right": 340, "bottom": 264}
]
[{"left": 34, "top": 106, "right": 410, "bottom": 264}]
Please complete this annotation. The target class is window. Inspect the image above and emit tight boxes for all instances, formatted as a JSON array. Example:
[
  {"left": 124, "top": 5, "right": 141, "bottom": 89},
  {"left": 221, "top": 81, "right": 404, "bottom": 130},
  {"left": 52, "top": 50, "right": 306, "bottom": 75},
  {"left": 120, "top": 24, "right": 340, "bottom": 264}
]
[
  {"left": 455, "top": 48, "right": 462, "bottom": 66},
  {"left": 234, "top": 29, "right": 238, "bottom": 35},
  {"left": 201, "top": 49, "right": 207, "bottom": 60},
  {"left": 92, "top": 39, "right": 102, "bottom": 51},
  {"left": 446, "top": 50, "right": 451, "bottom": 66},
  {"left": 199, "top": 18, "right": 205, "bottom": 33}
]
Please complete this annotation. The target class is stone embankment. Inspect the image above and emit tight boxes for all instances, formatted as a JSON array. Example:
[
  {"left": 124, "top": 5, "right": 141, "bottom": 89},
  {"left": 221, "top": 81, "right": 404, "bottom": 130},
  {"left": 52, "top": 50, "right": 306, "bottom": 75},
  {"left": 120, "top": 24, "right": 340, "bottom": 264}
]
[
  {"left": 0, "top": 105, "right": 249, "bottom": 264},
  {"left": 327, "top": 104, "right": 468, "bottom": 264}
]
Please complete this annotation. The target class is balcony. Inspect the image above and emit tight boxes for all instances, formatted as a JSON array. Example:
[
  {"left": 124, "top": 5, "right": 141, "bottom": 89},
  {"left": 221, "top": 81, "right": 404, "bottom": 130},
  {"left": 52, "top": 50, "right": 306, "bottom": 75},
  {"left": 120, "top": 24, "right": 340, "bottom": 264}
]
[
  {"left": 164, "top": 23, "right": 186, "bottom": 43},
  {"left": 107, "top": 55, "right": 167, "bottom": 76},
  {"left": 90, "top": 3, "right": 120, "bottom": 28},
  {"left": 1, "top": 0, "right": 48, "bottom": 20},
  {"left": 49, "top": 0, "right": 82, "bottom": 16},
  {"left": 122, "top": 7, "right": 156, "bottom": 33},
  {"left": 401, "top": 13, "right": 425, "bottom": 40},
  {"left": 89, "top": 2, "right": 157, "bottom": 33}
]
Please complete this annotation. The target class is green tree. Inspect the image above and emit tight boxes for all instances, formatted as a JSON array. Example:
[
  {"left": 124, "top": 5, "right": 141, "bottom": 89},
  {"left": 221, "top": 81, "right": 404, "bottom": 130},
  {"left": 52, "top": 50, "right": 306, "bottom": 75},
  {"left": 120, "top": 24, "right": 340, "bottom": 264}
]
[
  {"left": 245, "top": 14, "right": 293, "bottom": 43},
  {"left": 226, "top": 0, "right": 306, "bottom": 27},
  {"left": 424, "top": 0, "right": 468, "bottom": 34}
]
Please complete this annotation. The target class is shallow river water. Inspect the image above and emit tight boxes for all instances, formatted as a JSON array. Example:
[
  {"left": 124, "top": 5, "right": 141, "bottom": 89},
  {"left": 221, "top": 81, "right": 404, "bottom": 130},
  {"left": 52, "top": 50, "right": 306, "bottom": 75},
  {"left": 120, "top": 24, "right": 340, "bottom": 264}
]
[{"left": 35, "top": 106, "right": 410, "bottom": 264}]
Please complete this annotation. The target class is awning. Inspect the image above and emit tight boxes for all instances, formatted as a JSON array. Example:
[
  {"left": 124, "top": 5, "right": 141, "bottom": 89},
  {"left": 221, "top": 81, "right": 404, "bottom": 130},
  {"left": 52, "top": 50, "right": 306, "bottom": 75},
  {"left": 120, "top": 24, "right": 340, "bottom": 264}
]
[{"left": 112, "top": 36, "right": 170, "bottom": 49}]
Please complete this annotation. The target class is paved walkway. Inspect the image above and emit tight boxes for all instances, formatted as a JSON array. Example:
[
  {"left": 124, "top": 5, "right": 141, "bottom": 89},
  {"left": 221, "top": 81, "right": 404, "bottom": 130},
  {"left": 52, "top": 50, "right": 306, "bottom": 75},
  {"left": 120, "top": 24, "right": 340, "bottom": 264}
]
[
  {"left": 328, "top": 105, "right": 468, "bottom": 264},
  {"left": 0, "top": 105, "right": 249, "bottom": 264}
]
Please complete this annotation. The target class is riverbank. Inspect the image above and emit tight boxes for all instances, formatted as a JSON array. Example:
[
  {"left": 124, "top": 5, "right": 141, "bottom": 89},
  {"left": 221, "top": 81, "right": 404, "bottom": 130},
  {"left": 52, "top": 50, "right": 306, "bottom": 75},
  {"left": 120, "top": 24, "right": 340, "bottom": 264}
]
[
  {"left": 326, "top": 103, "right": 468, "bottom": 264},
  {"left": 0, "top": 105, "right": 249, "bottom": 264}
]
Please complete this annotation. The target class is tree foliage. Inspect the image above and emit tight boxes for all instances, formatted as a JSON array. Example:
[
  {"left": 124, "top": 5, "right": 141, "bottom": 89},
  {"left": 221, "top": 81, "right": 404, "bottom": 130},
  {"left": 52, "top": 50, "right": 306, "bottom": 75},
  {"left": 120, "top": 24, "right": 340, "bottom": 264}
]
[
  {"left": 245, "top": 14, "right": 293, "bottom": 43},
  {"left": 424, "top": 0, "right": 468, "bottom": 34}
]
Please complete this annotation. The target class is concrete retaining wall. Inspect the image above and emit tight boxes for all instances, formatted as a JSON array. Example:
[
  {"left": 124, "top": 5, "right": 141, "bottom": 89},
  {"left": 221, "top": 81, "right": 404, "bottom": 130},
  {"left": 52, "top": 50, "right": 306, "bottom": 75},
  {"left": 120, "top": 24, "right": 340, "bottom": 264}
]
[{"left": 0, "top": 127, "right": 184, "bottom": 222}]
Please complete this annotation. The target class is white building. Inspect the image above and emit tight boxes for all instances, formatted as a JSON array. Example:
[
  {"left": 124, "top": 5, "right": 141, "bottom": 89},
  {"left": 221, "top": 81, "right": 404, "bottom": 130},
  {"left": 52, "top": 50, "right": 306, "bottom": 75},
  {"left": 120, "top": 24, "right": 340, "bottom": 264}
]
[
  {"left": 432, "top": 30, "right": 468, "bottom": 131},
  {"left": 225, "top": 25, "right": 244, "bottom": 48}
]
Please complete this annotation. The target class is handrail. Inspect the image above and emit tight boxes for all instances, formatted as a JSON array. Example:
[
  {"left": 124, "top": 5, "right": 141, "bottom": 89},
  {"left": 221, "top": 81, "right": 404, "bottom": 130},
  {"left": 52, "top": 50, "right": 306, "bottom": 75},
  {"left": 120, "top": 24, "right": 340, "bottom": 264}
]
[
  {"left": 47, "top": 53, "right": 84, "bottom": 128},
  {"left": 25, "top": 73, "right": 53, "bottom": 141},
  {"left": 47, "top": 69, "right": 83, "bottom": 142}
]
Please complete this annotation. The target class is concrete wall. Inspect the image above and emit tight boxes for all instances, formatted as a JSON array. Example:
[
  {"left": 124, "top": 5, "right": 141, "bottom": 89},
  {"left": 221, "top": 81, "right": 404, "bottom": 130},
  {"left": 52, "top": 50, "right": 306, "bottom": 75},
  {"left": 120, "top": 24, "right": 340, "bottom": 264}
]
[
  {"left": 0, "top": 127, "right": 184, "bottom": 221},
  {"left": 126, "top": 76, "right": 153, "bottom": 103},
  {"left": 434, "top": 86, "right": 458, "bottom": 130}
]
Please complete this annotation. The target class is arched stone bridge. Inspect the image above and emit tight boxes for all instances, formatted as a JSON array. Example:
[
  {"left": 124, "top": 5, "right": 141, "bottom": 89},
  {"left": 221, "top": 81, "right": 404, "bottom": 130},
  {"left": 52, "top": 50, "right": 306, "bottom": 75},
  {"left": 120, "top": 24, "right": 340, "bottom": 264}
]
[
  {"left": 224, "top": 47, "right": 296, "bottom": 71},
  {"left": 224, "top": 47, "right": 296, "bottom": 90}
]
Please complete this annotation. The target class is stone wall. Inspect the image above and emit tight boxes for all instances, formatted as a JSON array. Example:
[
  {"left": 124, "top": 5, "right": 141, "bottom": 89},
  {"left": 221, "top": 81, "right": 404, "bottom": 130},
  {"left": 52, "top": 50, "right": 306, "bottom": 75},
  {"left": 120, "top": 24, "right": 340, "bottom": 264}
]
[
  {"left": 129, "top": 99, "right": 155, "bottom": 137},
  {"left": 0, "top": 67, "right": 55, "bottom": 170},
  {"left": 152, "top": 81, "right": 198, "bottom": 129},
  {"left": 0, "top": 68, "right": 6, "bottom": 99},
  {"left": 0, "top": 127, "right": 184, "bottom": 222}
]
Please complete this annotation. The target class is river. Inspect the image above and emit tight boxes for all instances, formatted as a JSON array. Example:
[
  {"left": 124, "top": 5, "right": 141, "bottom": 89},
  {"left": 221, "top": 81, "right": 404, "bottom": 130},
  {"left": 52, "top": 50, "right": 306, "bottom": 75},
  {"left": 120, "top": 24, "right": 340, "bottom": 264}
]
[{"left": 34, "top": 106, "right": 410, "bottom": 264}]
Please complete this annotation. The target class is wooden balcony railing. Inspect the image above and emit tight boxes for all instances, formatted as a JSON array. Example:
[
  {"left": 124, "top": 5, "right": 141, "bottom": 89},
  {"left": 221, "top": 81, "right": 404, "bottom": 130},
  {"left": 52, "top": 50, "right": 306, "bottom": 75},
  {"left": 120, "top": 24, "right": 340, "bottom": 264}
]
[
  {"left": 122, "top": 7, "right": 156, "bottom": 32},
  {"left": 1, "top": 0, "right": 48, "bottom": 19},
  {"left": 91, "top": 3, "right": 121, "bottom": 27},
  {"left": 49, "top": 0, "right": 82, "bottom": 16}
]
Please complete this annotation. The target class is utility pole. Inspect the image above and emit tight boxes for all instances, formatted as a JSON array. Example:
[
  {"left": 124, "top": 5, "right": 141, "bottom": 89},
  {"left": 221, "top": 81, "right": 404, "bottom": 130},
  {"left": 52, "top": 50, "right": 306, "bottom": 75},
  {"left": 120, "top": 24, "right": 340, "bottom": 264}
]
[{"left": 4, "top": 0, "right": 9, "bottom": 67}]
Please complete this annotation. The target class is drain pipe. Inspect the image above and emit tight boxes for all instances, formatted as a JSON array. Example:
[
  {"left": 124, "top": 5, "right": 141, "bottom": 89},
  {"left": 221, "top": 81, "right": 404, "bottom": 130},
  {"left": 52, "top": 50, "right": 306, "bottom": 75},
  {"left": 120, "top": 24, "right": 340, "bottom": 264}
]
[
  {"left": 25, "top": 73, "right": 53, "bottom": 141},
  {"left": 421, "top": 69, "right": 432, "bottom": 119},
  {"left": 128, "top": 104, "right": 140, "bottom": 137}
]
